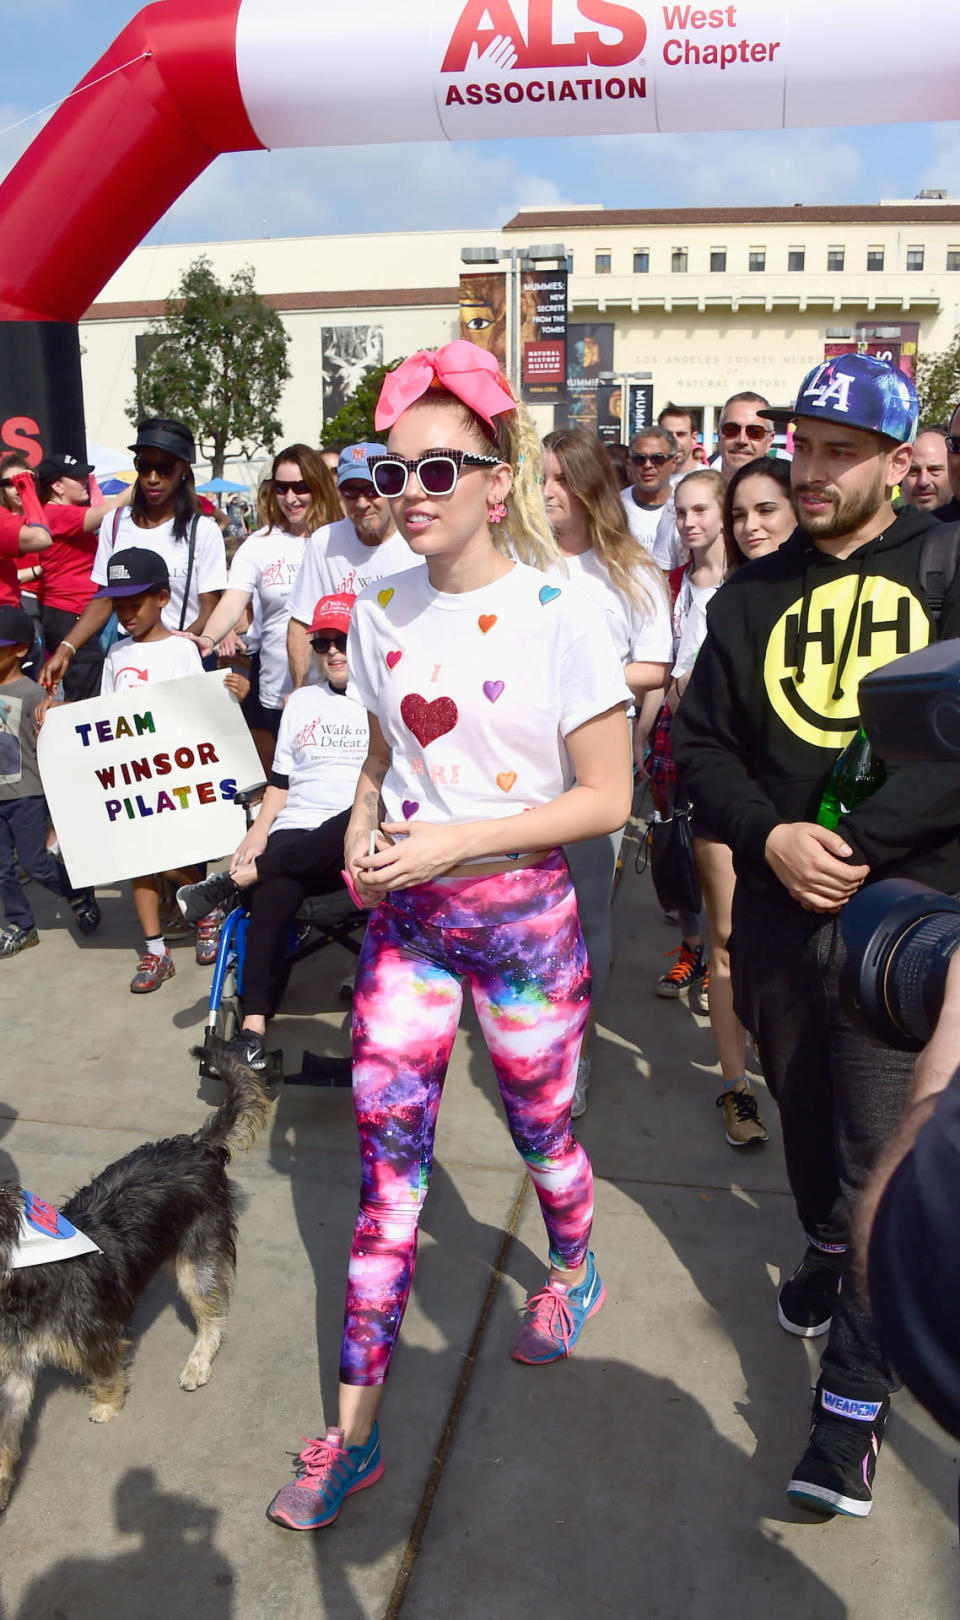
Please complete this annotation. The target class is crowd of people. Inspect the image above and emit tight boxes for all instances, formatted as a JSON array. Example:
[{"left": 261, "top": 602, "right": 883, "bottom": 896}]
[{"left": 3, "top": 339, "right": 959, "bottom": 1533}]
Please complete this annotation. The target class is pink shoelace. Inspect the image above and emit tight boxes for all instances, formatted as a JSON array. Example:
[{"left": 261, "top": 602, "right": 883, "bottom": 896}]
[
  {"left": 520, "top": 1283, "right": 574, "bottom": 1351},
  {"left": 292, "top": 1433, "right": 348, "bottom": 1491}
]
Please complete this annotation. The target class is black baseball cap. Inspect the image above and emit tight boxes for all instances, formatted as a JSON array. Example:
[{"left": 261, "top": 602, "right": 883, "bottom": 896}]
[
  {"left": 0, "top": 606, "right": 35, "bottom": 648},
  {"left": 91, "top": 547, "right": 170, "bottom": 599},
  {"left": 36, "top": 453, "right": 95, "bottom": 482},
  {"left": 128, "top": 418, "right": 196, "bottom": 464}
]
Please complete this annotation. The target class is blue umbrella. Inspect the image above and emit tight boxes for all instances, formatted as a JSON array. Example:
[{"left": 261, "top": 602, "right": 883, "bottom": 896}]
[{"left": 197, "top": 477, "right": 248, "bottom": 493}]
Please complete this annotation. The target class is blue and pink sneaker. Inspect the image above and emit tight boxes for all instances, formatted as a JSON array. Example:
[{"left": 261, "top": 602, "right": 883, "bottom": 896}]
[
  {"left": 266, "top": 1424, "right": 384, "bottom": 1530},
  {"left": 510, "top": 1251, "right": 606, "bottom": 1364}
]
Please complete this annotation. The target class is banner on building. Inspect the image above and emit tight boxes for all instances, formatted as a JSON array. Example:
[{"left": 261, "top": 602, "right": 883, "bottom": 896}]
[
  {"left": 321, "top": 326, "right": 384, "bottom": 422},
  {"left": 38, "top": 672, "right": 262, "bottom": 888},
  {"left": 520, "top": 267, "right": 567, "bottom": 402},
  {"left": 824, "top": 322, "right": 920, "bottom": 383},
  {"left": 459, "top": 274, "right": 507, "bottom": 373},
  {"left": 627, "top": 382, "right": 655, "bottom": 441},
  {"left": 556, "top": 322, "right": 618, "bottom": 438}
]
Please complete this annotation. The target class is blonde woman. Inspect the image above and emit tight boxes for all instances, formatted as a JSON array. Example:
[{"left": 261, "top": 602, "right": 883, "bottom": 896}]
[
  {"left": 542, "top": 427, "right": 672, "bottom": 1113},
  {"left": 266, "top": 341, "right": 632, "bottom": 1532}
]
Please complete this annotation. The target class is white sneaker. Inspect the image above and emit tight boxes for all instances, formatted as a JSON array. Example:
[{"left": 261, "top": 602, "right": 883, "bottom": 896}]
[{"left": 571, "top": 1054, "right": 591, "bottom": 1119}]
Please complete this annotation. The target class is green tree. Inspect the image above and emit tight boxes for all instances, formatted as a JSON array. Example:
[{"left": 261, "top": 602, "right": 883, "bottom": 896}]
[
  {"left": 321, "top": 359, "right": 404, "bottom": 445},
  {"left": 128, "top": 256, "right": 291, "bottom": 477},
  {"left": 916, "top": 326, "right": 960, "bottom": 425}
]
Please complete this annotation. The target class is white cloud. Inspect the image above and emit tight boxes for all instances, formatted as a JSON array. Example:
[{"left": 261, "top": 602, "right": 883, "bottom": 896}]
[
  {"left": 917, "top": 122, "right": 960, "bottom": 197},
  {"left": 577, "top": 127, "right": 864, "bottom": 207},
  {"left": 151, "top": 141, "right": 571, "bottom": 243}
]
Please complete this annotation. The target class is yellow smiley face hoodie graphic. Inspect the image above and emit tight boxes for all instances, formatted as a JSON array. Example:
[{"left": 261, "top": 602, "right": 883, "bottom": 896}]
[{"left": 672, "top": 505, "right": 960, "bottom": 904}]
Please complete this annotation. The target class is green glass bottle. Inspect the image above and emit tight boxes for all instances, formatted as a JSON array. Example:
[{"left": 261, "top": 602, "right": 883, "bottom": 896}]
[{"left": 817, "top": 725, "right": 887, "bottom": 830}]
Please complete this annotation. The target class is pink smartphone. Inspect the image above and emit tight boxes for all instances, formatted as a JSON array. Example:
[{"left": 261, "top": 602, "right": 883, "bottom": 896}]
[{"left": 341, "top": 868, "right": 365, "bottom": 909}]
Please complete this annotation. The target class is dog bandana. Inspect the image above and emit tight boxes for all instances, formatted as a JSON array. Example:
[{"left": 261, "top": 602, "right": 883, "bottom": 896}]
[{"left": 10, "top": 1190, "right": 101, "bottom": 1269}]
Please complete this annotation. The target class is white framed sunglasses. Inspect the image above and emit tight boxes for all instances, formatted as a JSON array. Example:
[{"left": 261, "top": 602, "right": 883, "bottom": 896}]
[{"left": 367, "top": 449, "right": 500, "bottom": 498}]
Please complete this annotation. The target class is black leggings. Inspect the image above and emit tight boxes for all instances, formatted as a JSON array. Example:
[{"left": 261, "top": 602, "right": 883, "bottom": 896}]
[
  {"left": 243, "top": 808, "right": 351, "bottom": 1017},
  {"left": 730, "top": 885, "right": 914, "bottom": 1398}
]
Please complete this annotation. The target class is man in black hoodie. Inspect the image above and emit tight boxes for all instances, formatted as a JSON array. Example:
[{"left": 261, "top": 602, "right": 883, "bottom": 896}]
[{"left": 673, "top": 352, "right": 960, "bottom": 1520}]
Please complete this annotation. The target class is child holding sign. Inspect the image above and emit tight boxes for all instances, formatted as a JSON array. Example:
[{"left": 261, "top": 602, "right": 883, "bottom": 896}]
[
  {"left": 0, "top": 606, "right": 100, "bottom": 957},
  {"left": 90, "top": 547, "right": 209, "bottom": 992}
]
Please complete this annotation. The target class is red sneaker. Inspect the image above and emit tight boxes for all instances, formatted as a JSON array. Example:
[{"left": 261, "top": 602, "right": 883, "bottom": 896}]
[{"left": 130, "top": 951, "right": 176, "bottom": 994}]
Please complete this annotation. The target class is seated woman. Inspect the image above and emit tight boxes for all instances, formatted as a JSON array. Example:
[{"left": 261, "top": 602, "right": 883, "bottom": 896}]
[{"left": 177, "top": 594, "right": 368, "bottom": 1069}]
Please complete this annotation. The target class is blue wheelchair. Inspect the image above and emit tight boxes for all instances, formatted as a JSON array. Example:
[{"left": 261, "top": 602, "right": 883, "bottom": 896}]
[{"left": 197, "top": 784, "right": 368, "bottom": 1081}]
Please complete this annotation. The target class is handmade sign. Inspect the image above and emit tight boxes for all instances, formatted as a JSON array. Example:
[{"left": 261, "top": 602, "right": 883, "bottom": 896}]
[{"left": 38, "top": 670, "right": 262, "bottom": 888}]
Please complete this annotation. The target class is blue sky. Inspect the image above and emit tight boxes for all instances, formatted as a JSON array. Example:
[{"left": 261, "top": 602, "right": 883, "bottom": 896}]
[{"left": 3, "top": 0, "right": 960, "bottom": 247}]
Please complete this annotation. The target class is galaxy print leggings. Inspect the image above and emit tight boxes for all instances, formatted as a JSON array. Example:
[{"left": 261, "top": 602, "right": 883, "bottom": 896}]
[{"left": 340, "top": 849, "right": 594, "bottom": 1387}]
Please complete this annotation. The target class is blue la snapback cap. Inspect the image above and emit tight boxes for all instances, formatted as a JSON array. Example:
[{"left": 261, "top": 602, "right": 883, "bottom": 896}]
[{"left": 763, "top": 353, "right": 918, "bottom": 445}]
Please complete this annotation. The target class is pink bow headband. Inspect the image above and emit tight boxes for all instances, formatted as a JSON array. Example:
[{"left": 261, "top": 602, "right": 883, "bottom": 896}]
[{"left": 375, "top": 340, "right": 516, "bottom": 433}]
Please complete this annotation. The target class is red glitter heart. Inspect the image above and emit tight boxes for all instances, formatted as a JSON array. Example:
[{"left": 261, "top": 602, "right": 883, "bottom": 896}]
[{"left": 400, "top": 693, "right": 459, "bottom": 748}]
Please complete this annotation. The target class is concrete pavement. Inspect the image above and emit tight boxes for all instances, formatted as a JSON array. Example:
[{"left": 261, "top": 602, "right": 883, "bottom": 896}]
[{"left": 1, "top": 858, "right": 957, "bottom": 1619}]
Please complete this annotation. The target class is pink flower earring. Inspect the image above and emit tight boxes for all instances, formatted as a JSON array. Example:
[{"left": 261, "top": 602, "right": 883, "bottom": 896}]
[{"left": 487, "top": 500, "right": 507, "bottom": 524}]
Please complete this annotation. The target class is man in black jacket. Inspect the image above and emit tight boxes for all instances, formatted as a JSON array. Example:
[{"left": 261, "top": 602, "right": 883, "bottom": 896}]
[{"left": 673, "top": 352, "right": 960, "bottom": 1519}]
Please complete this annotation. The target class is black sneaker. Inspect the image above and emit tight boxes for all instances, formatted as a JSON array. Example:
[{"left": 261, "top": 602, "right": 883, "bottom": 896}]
[
  {"left": 788, "top": 1379, "right": 889, "bottom": 1517},
  {"left": 778, "top": 1244, "right": 844, "bottom": 1338},
  {"left": 221, "top": 1030, "right": 267, "bottom": 1072},
  {"left": 69, "top": 890, "right": 101, "bottom": 934},
  {"left": 177, "top": 871, "right": 238, "bottom": 925}
]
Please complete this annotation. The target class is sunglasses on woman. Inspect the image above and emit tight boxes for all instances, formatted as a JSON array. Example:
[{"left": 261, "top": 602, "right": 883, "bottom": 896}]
[
  {"left": 274, "top": 478, "right": 311, "bottom": 495},
  {"left": 310, "top": 632, "right": 348, "bottom": 654},
  {"left": 134, "top": 455, "right": 178, "bottom": 476},
  {"left": 367, "top": 450, "right": 500, "bottom": 499},
  {"left": 719, "top": 422, "right": 769, "bottom": 442}
]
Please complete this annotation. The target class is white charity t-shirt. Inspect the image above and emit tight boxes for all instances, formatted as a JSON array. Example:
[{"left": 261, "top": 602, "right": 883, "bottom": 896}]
[
  {"left": 671, "top": 574, "right": 719, "bottom": 678},
  {"left": 286, "top": 517, "right": 422, "bottom": 625},
  {"left": 620, "top": 487, "right": 687, "bottom": 572},
  {"left": 92, "top": 511, "right": 227, "bottom": 631},
  {"left": 547, "top": 546, "right": 673, "bottom": 667},
  {"left": 227, "top": 527, "right": 306, "bottom": 709},
  {"left": 101, "top": 633, "right": 204, "bottom": 694},
  {"left": 270, "top": 683, "right": 369, "bottom": 835},
  {"left": 348, "top": 560, "right": 631, "bottom": 834}
]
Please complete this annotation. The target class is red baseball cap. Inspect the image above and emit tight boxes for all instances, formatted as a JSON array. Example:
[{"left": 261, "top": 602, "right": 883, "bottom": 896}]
[{"left": 309, "top": 593, "right": 356, "bottom": 635}]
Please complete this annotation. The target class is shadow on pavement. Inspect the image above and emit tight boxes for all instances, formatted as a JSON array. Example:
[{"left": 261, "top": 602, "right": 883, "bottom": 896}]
[
  {"left": 404, "top": 1350, "right": 848, "bottom": 1620},
  {"left": 12, "top": 1467, "right": 234, "bottom": 1619}
]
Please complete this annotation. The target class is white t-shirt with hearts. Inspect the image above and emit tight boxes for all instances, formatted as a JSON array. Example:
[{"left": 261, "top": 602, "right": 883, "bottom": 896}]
[
  {"left": 270, "top": 682, "right": 369, "bottom": 834},
  {"left": 347, "top": 560, "right": 631, "bottom": 834},
  {"left": 227, "top": 527, "right": 306, "bottom": 709}
]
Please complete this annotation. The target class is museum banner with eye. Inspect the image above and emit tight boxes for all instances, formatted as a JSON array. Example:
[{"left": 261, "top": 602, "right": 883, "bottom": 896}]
[{"left": 459, "top": 274, "right": 508, "bottom": 373}]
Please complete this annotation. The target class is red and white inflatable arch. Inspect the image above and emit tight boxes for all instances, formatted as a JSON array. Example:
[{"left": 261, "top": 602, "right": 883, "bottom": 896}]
[
  {"left": 2, "top": 0, "right": 959, "bottom": 323},
  {"left": 0, "top": 0, "right": 956, "bottom": 447}
]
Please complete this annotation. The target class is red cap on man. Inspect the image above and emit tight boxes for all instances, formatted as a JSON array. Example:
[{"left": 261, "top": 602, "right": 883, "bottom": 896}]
[{"left": 309, "top": 594, "right": 356, "bottom": 635}]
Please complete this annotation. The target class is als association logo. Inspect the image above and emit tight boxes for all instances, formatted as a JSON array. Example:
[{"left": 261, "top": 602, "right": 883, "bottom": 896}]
[{"left": 441, "top": 0, "right": 647, "bottom": 73}]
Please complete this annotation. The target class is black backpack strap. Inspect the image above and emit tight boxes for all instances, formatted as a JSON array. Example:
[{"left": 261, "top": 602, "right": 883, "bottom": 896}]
[
  {"left": 178, "top": 514, "right": 200, "bottom": 632},
  {"left": 919, "top": 522, "right": 960, "bottom": 625}
]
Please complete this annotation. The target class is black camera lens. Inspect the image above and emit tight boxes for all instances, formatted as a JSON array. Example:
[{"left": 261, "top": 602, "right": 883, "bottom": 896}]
[{"left": 840, "top": 879, "right": 960, "bottom": 1050}]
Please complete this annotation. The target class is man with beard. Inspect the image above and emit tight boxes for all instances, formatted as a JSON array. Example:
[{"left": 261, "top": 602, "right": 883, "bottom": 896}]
[{"left": 673, "top": 354, "right": 960, "bottom": 1520}]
